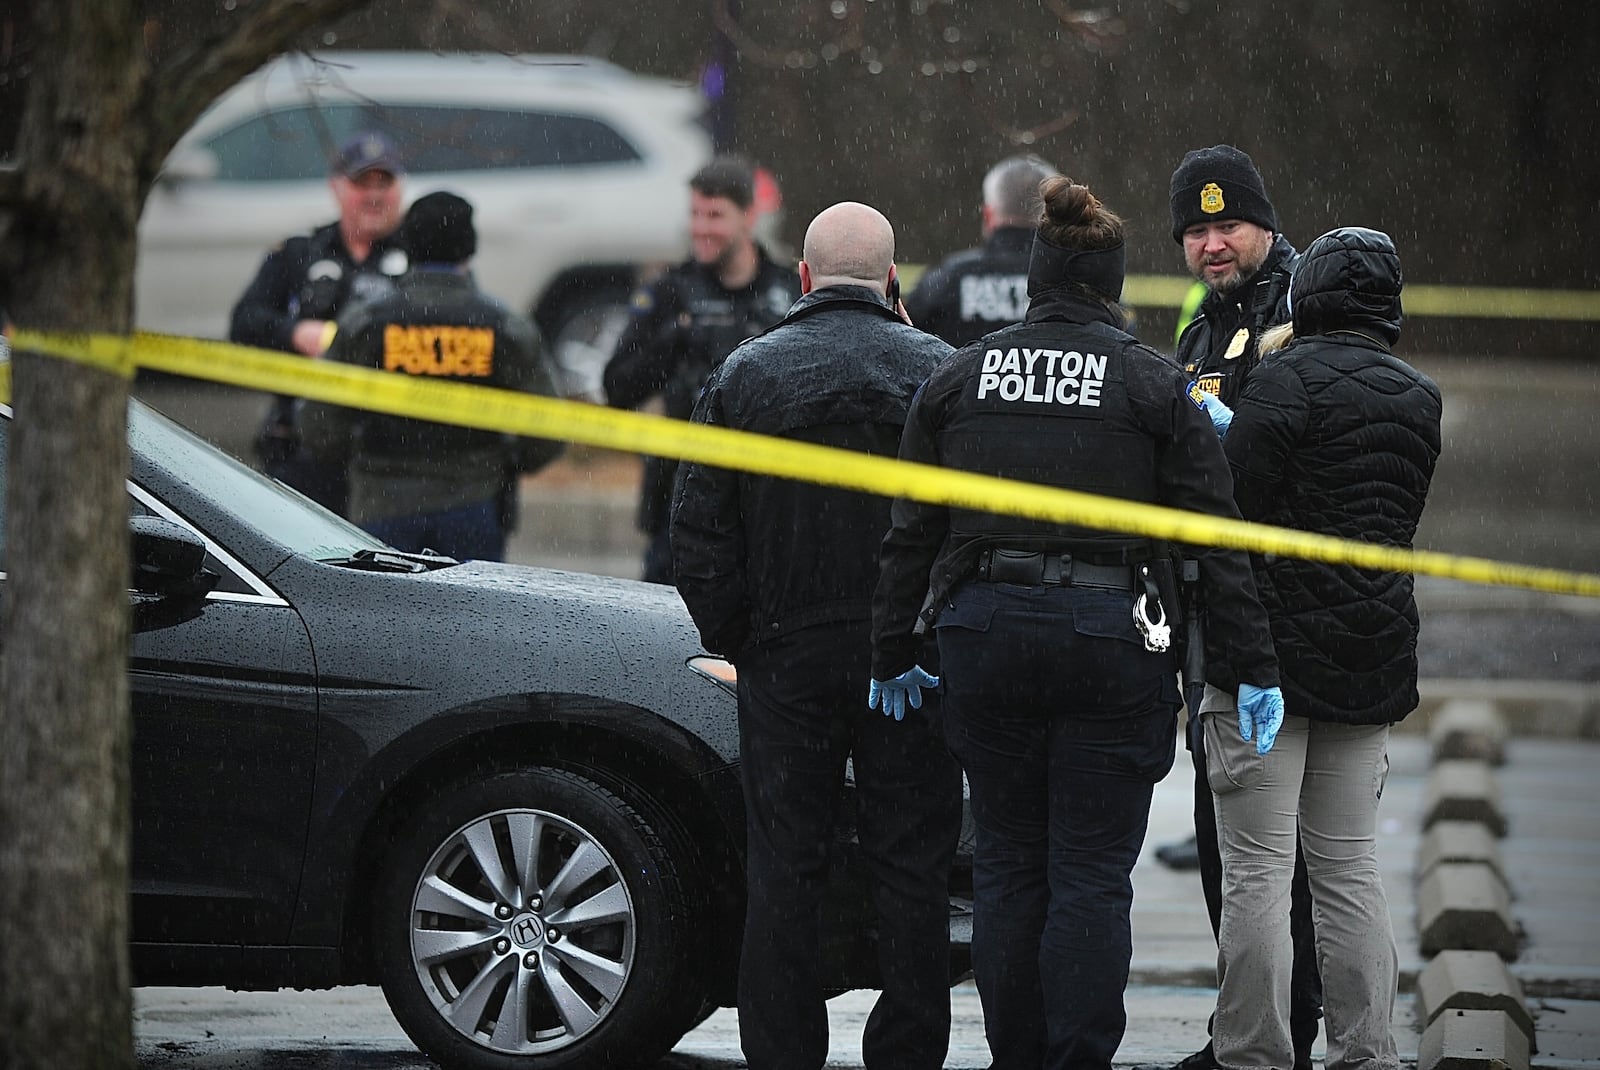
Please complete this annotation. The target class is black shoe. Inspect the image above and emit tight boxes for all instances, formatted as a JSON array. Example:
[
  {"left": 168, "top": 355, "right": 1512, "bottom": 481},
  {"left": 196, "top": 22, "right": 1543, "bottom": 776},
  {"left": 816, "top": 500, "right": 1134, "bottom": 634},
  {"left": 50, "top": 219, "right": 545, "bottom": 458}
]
[
  {"left": 1171, "top": 1043, "right": 1219, "bottom": 1070},
  {"left": 1156, "top": 834, "right": 1202, "bottom": 871}
]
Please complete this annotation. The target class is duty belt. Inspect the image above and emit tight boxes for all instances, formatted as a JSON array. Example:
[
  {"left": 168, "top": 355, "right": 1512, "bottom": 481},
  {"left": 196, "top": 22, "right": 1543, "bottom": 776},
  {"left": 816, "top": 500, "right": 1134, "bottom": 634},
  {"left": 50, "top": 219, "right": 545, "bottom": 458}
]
[{"left": 975, "top": 549, "right": 1135, "bottom": 592}]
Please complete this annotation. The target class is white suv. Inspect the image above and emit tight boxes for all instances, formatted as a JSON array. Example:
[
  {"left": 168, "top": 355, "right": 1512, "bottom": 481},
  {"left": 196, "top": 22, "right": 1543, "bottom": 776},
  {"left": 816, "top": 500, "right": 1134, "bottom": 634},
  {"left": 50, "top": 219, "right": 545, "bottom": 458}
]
[{"left": 136, "top": 51, "right": 714, "bottom": 397}]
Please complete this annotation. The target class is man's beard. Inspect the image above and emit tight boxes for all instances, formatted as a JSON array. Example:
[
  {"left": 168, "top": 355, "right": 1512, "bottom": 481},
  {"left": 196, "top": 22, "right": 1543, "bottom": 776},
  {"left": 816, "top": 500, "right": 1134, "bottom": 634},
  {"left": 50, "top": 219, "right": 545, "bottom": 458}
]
[{"left": 1200, "top": 237, "right": 1271, "bottom": 296}]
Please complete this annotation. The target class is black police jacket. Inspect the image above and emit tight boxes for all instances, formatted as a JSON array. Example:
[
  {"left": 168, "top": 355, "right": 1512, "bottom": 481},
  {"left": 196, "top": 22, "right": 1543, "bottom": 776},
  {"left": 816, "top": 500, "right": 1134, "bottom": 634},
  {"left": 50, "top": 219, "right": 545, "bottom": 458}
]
[
  {"left": 670, "top": 285, "right": 951, "bottom": 659},
  {"left": 871, "top": 288, "right": 1279, "bottom": 695},
  {"left": 229, "top": 220, "right": 408, "bottom": 354},
  {"left": 1224, "top": 229, "right": 1442, "bottom": 724},
  {"left": 603, "top": 249, "right": 802, "bottom": 535},
  {"left": 230, "top": 221, "right": 409, "bottom": 441},
  {"left": 1176, "top": 233, "right": 1299, "bottom": 407},
  {"left": 904, "top": 225, "right": 1035, "bottom": 347},
  {"left": 300, "top": 268, "right": 563, "bottom": 524}
]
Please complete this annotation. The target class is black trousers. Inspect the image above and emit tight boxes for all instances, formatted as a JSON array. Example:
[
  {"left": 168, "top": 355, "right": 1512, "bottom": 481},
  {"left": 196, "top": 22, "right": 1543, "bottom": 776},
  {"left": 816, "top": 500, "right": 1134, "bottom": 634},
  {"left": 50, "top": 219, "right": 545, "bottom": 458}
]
[
  {"left": 1189, "top": 713, "right": 1324, "bottom": 1069},
  {"left": 735, "top": 621, "right": 963, "bottom": 1070},
  {"left": 937, "top": 582, "right": 1180, "bottom": 1070}
]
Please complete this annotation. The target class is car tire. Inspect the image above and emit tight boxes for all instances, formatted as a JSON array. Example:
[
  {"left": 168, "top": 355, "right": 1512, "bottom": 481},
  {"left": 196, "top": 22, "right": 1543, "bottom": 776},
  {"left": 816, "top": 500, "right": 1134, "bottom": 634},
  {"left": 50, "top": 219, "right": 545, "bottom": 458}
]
[
  {"left": 375, "top": 768, "right": 704, "bottom": 1070},
  {"left": 547, "top": 289, "right": 633, "bottom": 403}
]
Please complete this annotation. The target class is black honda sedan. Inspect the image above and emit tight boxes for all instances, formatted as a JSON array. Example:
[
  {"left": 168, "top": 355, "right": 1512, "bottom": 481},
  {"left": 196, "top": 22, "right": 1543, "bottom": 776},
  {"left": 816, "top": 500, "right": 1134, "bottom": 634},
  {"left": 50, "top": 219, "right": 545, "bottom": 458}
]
[{"left": 34, "top": 399, "right": 970, "bottom": 1070}]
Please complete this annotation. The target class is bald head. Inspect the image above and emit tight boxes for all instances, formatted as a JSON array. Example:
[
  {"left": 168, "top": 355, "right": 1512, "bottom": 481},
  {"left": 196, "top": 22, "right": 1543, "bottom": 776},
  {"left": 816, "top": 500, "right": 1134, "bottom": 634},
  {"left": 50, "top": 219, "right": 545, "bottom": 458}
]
[{"left": 800, "top": 201, "right": 896, "bottom": 293}]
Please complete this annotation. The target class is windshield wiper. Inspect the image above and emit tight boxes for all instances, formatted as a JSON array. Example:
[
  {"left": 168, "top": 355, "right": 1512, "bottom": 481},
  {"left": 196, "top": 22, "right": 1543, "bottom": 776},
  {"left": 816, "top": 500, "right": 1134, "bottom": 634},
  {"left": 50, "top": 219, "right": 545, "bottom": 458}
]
[{"left": 321, "top": 548, "right": 459, "bottom": 573}]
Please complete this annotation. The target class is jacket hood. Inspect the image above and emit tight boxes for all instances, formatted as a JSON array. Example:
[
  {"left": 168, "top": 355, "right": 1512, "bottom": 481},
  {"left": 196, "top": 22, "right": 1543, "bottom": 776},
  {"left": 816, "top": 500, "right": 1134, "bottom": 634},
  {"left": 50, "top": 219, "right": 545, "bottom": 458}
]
[{"left": 1290, "top": 226, "right": 1403, "bottom": 345}]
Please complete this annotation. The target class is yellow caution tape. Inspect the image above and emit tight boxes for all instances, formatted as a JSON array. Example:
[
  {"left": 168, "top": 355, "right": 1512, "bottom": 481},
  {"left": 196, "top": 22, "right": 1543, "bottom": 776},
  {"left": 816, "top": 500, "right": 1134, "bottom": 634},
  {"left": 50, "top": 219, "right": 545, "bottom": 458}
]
[
  {"left": 13, "top": 329, "right": 135, "bottom": 378},
  {"left": 1398, "top": 284, "right": 1600, "bottom": 322},
  {"left": 9, "top": 329, "right": 1600, "bottom": 599},
  {"left": 1121, "top": 276, "right": 1600, "bottom": 320},
  {"left": 900, "top": 269, "right": 1600, "bottom": 321}
]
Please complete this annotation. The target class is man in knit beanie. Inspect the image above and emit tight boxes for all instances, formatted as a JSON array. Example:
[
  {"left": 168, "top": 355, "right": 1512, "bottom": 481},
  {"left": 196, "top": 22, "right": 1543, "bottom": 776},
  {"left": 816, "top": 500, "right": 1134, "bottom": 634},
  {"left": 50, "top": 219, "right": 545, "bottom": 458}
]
[
  {"left": 1168, "top": 146, "right": 1299, "bottom": 404},
  {"left": 1164, "top": 144, "right": 1321, "bottom": 1070}
]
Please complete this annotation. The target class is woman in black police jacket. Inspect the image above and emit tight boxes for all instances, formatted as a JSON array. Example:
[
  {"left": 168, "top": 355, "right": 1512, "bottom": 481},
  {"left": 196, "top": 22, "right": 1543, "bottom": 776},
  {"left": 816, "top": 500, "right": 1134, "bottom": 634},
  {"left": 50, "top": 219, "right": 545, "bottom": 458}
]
[
  {"left": 869, "top": 177, "right": 1281, "bottom": 1070},
  {"left": 1203, "top": 227, "right": 1442, "bottom": 1070}
]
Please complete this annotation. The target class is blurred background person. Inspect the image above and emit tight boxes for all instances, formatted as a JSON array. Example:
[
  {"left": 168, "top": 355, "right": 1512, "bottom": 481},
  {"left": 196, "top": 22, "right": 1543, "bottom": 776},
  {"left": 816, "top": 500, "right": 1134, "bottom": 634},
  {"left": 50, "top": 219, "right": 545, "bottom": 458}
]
[
  {"left": 903, "top": 154, "right": 1058, "bottom": 346},
  {"left": 229, "top": 131, "right": 410, "bottom": 513},
  {"left": 302, "top": 192, "right": 562, "bottom": 561},
  {"left": 603, "top": 154, "right": 801, "bottom": 583}
]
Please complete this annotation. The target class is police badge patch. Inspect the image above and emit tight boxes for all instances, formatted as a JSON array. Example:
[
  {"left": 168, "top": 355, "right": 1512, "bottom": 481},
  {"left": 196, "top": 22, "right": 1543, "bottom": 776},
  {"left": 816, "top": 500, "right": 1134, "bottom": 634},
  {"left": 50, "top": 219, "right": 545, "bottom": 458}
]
[{"left": 1201, "top": 182, "right": 1225, "bottom": 215}]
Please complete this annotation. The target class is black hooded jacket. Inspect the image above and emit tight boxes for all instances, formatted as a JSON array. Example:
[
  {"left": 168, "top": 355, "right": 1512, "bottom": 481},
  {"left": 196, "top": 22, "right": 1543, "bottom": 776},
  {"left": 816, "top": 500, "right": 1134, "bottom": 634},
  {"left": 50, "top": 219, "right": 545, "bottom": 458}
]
[
  {"left": 670, "top": 286, "right": 952, "bottom": 658},
  {"left": 1224, "top": 227, "right": 1443, "bottom": 724}
]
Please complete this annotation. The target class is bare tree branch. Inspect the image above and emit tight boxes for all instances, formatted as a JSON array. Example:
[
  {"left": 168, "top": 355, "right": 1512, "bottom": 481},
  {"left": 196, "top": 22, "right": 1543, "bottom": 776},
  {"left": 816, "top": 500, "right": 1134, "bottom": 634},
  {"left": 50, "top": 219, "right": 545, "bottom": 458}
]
[
  {"left": 141, "top": 0, "right": 376, "bottom": 175},
  {"left": 1043, "top": 1, "right": 1127, "bottom": 52}
]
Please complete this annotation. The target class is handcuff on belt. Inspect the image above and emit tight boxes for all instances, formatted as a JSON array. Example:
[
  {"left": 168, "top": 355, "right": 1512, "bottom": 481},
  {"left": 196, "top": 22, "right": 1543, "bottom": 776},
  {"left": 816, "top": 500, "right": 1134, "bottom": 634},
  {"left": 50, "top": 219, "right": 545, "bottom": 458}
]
[{"left": 1132, "top": 562, "right": 1172, "bottom": 653}]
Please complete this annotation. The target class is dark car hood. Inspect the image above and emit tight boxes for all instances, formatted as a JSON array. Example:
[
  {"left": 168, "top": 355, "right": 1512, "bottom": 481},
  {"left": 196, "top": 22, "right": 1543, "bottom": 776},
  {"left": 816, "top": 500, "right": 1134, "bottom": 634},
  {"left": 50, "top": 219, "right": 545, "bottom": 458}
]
[{"left": 266, "top": 554, "right": 733, "bottom": 753}]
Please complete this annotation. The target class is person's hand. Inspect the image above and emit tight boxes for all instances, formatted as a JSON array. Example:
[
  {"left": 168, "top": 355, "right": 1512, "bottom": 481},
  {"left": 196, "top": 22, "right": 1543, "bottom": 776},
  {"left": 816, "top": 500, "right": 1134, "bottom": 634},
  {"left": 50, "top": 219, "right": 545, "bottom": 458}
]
[
  {"left": 1237, "top": 682, "right": 1284, "bottom": 755},
  {"left": 867, "top": 665, "right": 939, "bottom": 722},
  {"left": 1199, "top": 390, "right": 1234, "bottom": 438},
  {"left": 291, "top": 318, "right": 333, "bottom": 357}
]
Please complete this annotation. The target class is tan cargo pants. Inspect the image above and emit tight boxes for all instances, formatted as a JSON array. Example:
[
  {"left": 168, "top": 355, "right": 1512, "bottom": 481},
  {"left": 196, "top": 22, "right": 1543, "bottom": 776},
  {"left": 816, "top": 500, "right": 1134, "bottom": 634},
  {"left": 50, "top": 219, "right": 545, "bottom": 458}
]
[{"left": 1201, "top": 687, "right": 1400, "bottom": 1070}]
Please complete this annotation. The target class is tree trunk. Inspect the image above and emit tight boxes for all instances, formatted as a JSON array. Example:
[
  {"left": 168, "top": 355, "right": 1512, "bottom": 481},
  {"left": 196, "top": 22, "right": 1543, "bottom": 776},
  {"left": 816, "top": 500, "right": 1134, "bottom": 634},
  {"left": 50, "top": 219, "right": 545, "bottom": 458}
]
[
  {"left": 0, "top": 356, "right": 133, "bottom": 1069},
  {"left": 0, "top": 1, "right": 370, "bottom": 1065},
  {"left": 0, "top": 0, "right": 140, "bottom": 1060}
]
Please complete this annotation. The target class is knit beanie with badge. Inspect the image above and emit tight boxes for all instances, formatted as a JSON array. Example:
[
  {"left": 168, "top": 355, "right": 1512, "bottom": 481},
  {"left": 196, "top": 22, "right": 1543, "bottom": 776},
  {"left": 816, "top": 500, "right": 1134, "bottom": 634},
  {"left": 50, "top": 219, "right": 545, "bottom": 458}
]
[
  {"left": 1169, "top": 144, "right": 1278, "bottom": 242},
  {"left": 400, "top": 191, "right": 477, "bottom": 264}
]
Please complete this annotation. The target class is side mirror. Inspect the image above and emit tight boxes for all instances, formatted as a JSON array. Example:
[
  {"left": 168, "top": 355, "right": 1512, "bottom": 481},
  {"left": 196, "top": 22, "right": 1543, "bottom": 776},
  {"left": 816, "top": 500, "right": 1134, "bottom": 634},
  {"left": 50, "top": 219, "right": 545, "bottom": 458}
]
[
  {"left": 157, "top": 145, "right": 220, "bottom": 186},
  {"left": 130, "top": 515, "right": 213, "bottom": 598}
]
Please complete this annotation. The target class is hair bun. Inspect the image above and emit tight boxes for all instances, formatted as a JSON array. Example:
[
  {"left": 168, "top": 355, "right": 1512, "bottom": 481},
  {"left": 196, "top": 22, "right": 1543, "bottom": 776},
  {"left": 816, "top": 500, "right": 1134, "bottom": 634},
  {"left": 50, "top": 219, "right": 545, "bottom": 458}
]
[{"left": 1040, "top": 176, "right": 1099, "bottom": 228}]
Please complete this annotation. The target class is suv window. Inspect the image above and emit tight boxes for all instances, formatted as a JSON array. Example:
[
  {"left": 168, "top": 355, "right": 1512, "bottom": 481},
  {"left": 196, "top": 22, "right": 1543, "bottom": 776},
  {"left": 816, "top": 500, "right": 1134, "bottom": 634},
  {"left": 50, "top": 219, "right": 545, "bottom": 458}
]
[{"left": 205, "top": 104, "right": 643, "bottom": 182}]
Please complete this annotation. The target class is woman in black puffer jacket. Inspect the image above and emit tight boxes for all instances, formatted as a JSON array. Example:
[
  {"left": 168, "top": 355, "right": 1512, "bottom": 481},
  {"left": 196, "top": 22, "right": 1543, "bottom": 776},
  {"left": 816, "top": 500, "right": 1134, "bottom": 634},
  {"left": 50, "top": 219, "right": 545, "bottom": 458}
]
[{"left": 1204, "top": 227, "right": 1442, "bottom": 1070}]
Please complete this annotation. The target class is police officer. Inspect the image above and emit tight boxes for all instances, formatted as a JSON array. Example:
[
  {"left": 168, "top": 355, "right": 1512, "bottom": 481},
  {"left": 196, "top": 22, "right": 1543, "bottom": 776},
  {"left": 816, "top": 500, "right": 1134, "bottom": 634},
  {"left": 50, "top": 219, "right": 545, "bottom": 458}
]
[
  {"left": 1172, "top": 144, "right": 1300, "bottom": 406},
  {"left": 671, "top": 202, "right": 962, "bottom": 1070},
  {"left": 904, "top": 154, "right": 1058, "bottom": 347},
  {"left": 602, "top": 154, "right": 801, "bottom": 584},
  {"left": 229, "top": 131, "right": 410, "bottom": 513},
  {"left": 870, "top": 176, "right": 1283, "bottom": 1070},
  {"left": 301, "top": 192, "right": 562, "bottom": 561},
  {"left": 1168, "top": 144, "right": 1322, "bottom": 1070}
]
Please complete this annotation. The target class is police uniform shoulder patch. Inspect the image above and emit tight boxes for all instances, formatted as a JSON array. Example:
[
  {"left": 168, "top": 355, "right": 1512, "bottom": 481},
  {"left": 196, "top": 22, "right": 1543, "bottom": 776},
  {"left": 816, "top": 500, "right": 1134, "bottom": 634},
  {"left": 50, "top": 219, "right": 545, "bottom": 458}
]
[
  {"left": 378, "top": 249, "right": 409, "bottom": 277},
  {"left": 1201, "top": 182, "right": 1225, "bottom": 215},
  {"left": 1223, "top": 327, "right": 1250, "bottom": 360},
  {"left": 1186, "top": 380, "right": 1208, "bottom": 409}
]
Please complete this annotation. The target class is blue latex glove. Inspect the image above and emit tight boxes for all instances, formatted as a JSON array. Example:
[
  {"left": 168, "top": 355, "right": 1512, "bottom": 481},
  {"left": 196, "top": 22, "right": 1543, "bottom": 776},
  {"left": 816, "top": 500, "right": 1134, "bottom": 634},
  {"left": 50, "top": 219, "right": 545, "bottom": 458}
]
[
  {"left": 1199, "top": 390, "right": 1234, "bottom": 438},
  {"left": 1237, "top": 682, "right": 1284, "bottom": 755},
  {"left": 867, "top": 665, "right": 939, "bottom": 722}
]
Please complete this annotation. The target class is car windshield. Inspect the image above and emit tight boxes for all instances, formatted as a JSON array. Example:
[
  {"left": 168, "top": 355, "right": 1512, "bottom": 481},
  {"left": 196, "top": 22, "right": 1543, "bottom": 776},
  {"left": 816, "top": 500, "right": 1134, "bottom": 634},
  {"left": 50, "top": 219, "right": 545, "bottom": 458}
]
[{"left": 130, "top": 400, "right": 389, "bottom": 562}]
